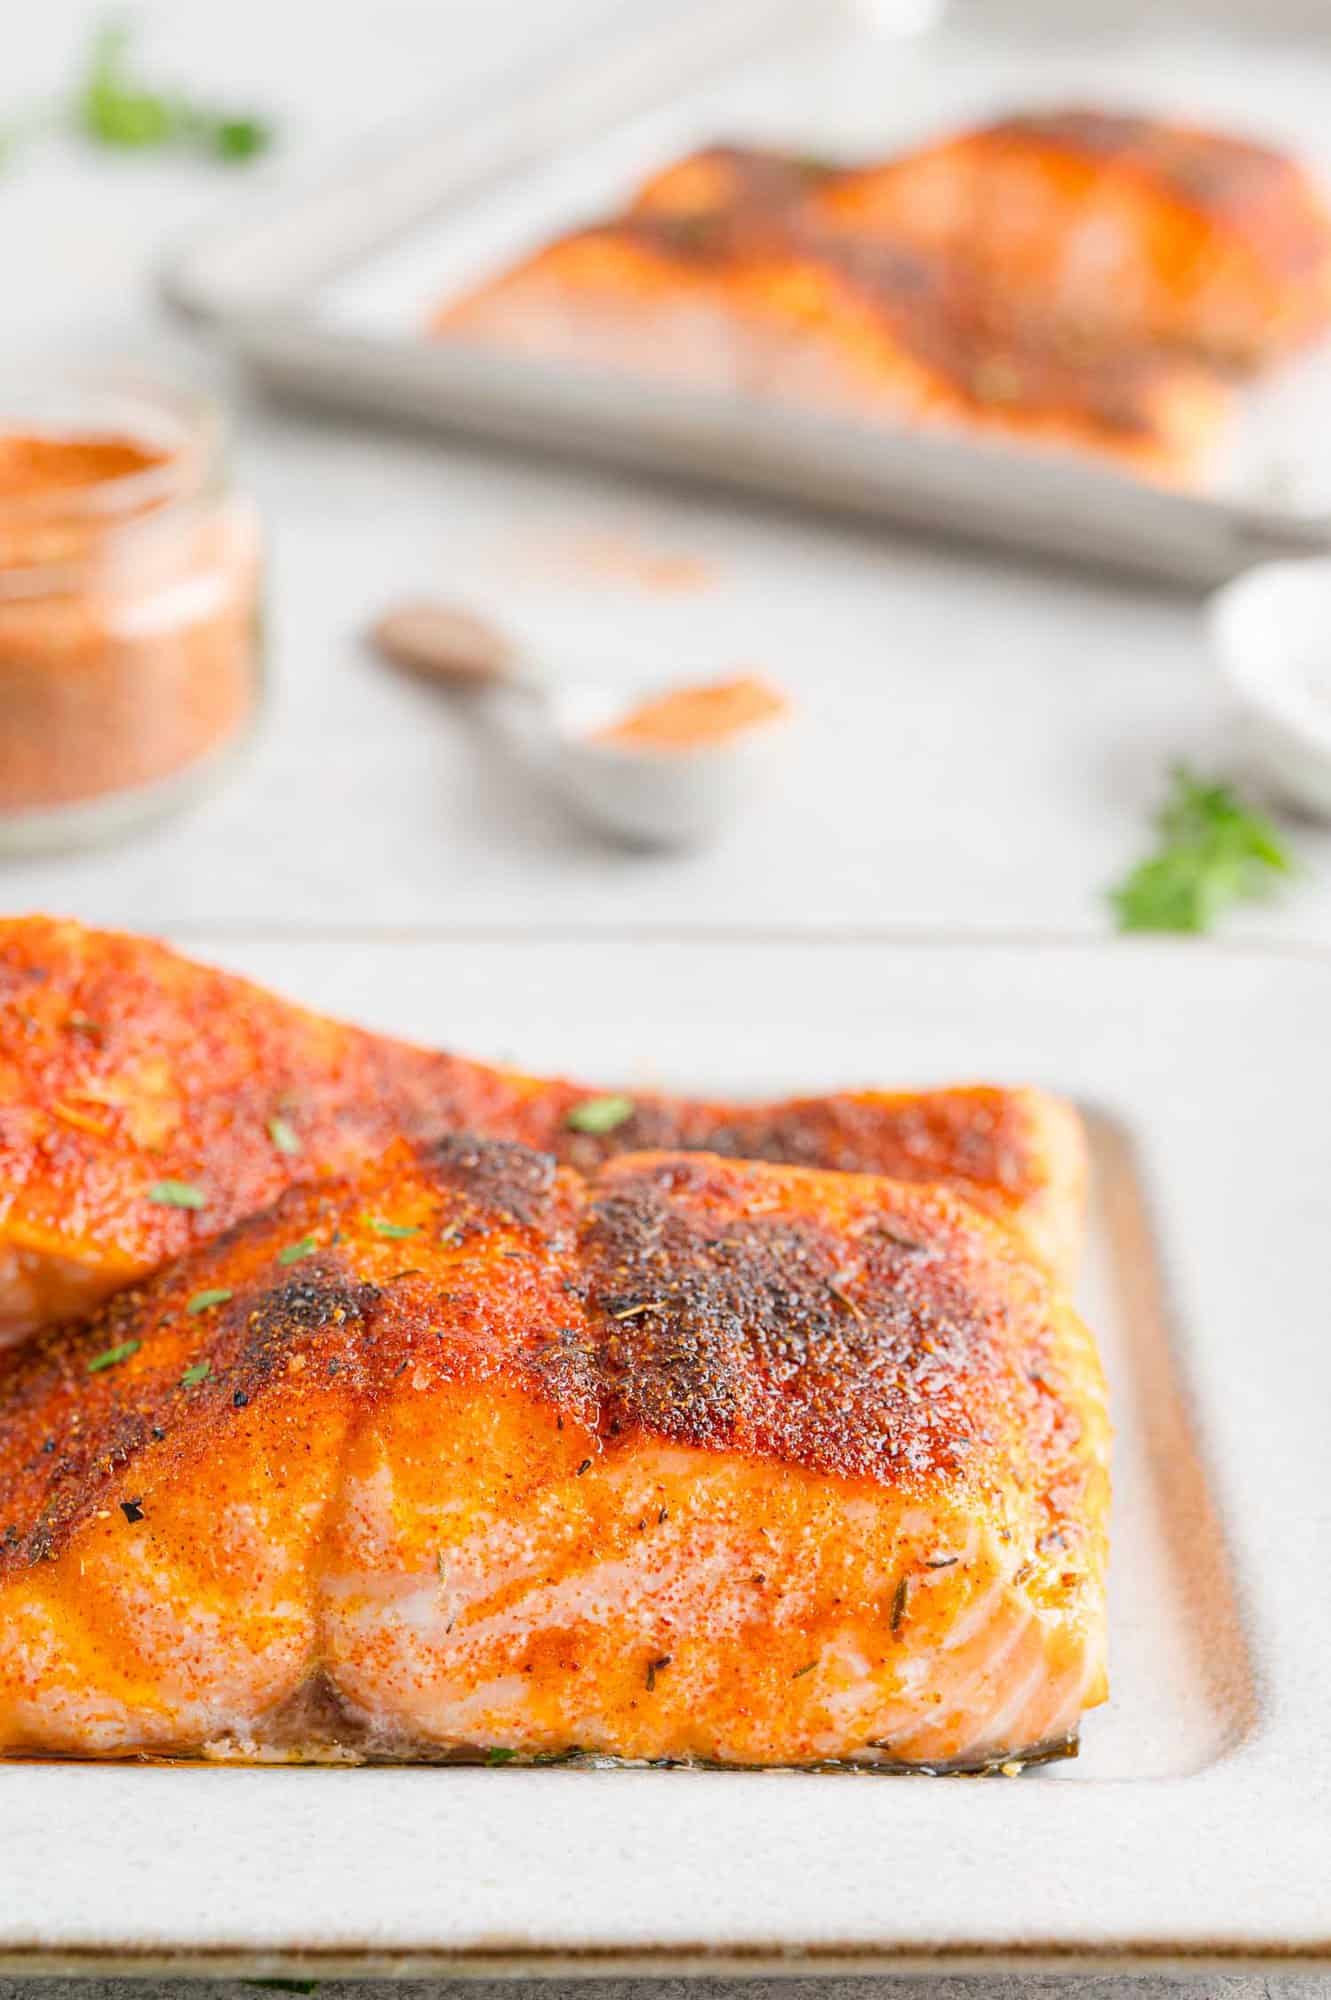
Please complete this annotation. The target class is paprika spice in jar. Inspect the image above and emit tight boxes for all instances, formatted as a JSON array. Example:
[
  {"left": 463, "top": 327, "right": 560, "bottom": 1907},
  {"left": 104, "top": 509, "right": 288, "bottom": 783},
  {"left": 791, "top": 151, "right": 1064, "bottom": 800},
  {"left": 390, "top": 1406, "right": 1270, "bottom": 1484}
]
[{"left": 0, "top": 373, "right": 262, "bottom": 849}]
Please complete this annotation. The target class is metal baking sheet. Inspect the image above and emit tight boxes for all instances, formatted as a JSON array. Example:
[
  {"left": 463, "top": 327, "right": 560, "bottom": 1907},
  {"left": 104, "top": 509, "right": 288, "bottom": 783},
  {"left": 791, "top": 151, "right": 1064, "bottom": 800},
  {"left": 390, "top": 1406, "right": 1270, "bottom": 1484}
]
[
  {"left": 168, "top": 6, "right": 1331, "bottom": 582},
  {"left": 2, "top": 928, "right": 1327, "bottom": 1976}
]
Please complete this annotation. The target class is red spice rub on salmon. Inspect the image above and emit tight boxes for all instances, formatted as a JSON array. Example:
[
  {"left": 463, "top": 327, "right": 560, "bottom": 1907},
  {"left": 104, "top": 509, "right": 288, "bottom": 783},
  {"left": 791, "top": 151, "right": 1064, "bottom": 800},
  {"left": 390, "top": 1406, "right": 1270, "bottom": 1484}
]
[
  {"left": 0, "top": 1137, "right": 1109, "bottom": 1767},
  {"left": 0, "top": 915, "right": 1087, "bottom": 1343}
]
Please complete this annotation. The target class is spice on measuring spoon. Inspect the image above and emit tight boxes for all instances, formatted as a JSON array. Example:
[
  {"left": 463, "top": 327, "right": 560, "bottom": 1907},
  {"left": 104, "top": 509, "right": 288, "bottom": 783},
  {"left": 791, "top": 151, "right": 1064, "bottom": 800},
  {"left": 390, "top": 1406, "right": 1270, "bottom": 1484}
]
[{"left": 590, "top": 674, "right": 789, "bottom": 752}]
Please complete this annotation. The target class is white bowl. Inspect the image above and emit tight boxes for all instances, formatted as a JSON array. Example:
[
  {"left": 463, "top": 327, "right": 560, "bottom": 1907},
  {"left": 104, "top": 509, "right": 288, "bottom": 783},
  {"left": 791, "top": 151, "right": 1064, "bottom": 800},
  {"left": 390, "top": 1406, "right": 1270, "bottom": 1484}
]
[
  {"left": 545, "top": 681, "right": 794, "bottom": 849},
  {"left": 1208, "top": 559, "right": 1331, "bottom": 820}
]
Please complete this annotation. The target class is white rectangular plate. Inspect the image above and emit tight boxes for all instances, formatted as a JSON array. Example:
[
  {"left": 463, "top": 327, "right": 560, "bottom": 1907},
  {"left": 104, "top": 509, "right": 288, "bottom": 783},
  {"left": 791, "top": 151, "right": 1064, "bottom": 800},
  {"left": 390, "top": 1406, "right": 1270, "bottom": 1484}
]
[
  {"left": 2, "top": 930, "right": 1328, "bottom": 1976},
  {"left": 173, "top": 11, "right": 1331, "bottom": 581}
]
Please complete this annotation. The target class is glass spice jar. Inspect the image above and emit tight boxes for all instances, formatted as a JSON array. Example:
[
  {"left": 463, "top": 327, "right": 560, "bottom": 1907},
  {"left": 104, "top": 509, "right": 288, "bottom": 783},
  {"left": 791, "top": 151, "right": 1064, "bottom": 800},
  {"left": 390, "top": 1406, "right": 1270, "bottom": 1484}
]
[{"left": 0, "top": 370, "right": 262, "bottom": 851}]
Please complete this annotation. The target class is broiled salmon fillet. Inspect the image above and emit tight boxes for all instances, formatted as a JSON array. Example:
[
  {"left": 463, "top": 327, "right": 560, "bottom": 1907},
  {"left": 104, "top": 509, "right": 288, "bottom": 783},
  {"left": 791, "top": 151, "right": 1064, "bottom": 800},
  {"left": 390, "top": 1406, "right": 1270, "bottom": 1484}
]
[
  {"left": 809, "top": 110, "right": 1331, "bottom": 372},
  {"left": 435, "top": 209, "right": 1227, "bottom": 482},
  {"left": 0, "top": 916, "right": 1087, "bottom": 1342},
  {"left": 0, "top": 1137, "right": 1110, "bottom": 1767}
]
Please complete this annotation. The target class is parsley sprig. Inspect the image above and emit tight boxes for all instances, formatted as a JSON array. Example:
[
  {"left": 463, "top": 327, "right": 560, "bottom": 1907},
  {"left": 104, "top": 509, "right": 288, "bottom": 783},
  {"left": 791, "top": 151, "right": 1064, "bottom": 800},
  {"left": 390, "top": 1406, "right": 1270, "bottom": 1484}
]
[
  {"left": 0, "top": 17, "right": 273, "bottom": 176},
  {"left": 76, "top": 19, "right": 273, "bottom": 162},
  {"left": 1109, "top": 766, "right": 1293, "bottom": 934}
]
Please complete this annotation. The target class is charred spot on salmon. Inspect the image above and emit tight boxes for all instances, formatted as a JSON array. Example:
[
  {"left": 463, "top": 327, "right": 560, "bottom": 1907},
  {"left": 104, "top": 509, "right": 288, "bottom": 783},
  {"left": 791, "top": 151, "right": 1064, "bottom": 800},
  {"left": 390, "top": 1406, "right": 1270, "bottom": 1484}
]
[
  {"left": 525, "top": 1325, "right": 600, "bottom": 1419},
  {"left": 636, "top": 1098, "right": 1006, "bottom": 1185},
  {"left": 120, "top": 1498, "right": 144, "bottom": 1524},
  {"left": 426, "top": 1134, "right": 558, "bottom": 1229},
  {"left": 645, "top": 1655, "right": 671, "bottom": 1692},
  {"left": 579, "top": 1180, "right": 992, "bottom": 1479},
  {"left": 0, "top": 1400, "right": 162, "bottom": 1571},
  {"left": 233, "top": 1276, "right": 380, "bottom": 1389}
]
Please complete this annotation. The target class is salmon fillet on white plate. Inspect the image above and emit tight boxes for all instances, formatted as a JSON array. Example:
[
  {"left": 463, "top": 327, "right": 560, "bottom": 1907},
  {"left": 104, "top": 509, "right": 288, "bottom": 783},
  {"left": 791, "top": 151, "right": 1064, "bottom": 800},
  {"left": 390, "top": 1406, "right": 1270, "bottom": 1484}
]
[{"left": 0, "top": 1136, "right": 1109, "bottom": 1768}]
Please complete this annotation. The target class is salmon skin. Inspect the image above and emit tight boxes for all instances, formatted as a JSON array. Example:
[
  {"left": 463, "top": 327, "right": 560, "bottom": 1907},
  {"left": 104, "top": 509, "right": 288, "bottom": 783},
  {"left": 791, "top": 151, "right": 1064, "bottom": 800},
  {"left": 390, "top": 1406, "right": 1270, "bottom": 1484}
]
[
  {"left": 0, "top": 1136, "right": 1110, "bottom": 1768},
  {"left": 435, "top": 205, "right": 1229, "bottom": 485},
  {"left": 0, "top": 916, "right": 1086, "bottom": 1342}
]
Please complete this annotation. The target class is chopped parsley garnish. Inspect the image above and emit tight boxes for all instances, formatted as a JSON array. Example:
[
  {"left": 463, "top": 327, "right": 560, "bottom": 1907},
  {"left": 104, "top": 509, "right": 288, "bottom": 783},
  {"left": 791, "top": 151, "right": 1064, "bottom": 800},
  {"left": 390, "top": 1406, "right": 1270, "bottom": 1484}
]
[
  {"left": 180, "top": 1360, "right": 212, "bottom": 1388},
  {"left": 148, "top": 1179, "right": 206, "bottom": 1210},
  {"left": 362, "top": 1217, "right": 421, "bottom": 1240},
  {"left": 790, "top": 1659, "right": 817, "bottom": 1680},
  {"left": 187, "top": 1288, "right": 232, "bottom": 1315},
  {"left": 485, "top": 1746, "right": 517, "bottom": 1764},
  {"left": 1109, "top": 766, "right": 1293, "bottom": 934},
  {"left": 87, "top": 1338, "right": 139, "bottom": 1374},
  {"left": 564, "top": 1094, "right": 634, "bottom": 1135},
  {"left": 267, "top": 1115, "right": 301, "bottom": 1156},
  {"left": 277, "top": 1236, "right": 318, "bottom": 1266}
]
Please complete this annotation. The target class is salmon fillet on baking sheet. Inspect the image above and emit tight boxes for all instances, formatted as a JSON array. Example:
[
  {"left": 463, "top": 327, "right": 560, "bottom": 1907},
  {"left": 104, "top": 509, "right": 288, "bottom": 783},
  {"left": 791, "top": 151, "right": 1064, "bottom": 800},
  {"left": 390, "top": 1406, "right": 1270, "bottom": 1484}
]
[
  {"left": 0, "top": 915, "right": 1087, "bottom": 1343},
  {"left": 807, "top": 110, "right": 1331, "bottom": 372},
  {"left": 434, "top": 208, "right": 1229, "bottom": 482},
  {"left": 0, "top": 1137, "right": 1110, "bottom": 1769}
]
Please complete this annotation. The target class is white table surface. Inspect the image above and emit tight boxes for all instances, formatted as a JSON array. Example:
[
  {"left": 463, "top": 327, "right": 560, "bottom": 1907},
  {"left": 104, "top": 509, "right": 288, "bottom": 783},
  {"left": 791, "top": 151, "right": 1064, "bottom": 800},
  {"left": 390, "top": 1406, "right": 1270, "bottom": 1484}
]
[
  {"left": 5, "top": 0, "right": 1331, "bottom": 946},
  {"left": 2, "top": 8, "right": 1330, "bottom": 1994}
]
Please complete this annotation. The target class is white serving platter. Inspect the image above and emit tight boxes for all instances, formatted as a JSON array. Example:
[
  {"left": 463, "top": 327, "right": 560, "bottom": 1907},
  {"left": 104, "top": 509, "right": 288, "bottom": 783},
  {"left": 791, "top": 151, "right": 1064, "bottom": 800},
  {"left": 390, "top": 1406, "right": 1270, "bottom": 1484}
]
[
  {"left": 1, "top": 927, "right": 1327, "bottom": 1977},
  {"left": 166, "top": 4, "right": 1331, "bottom": 583}
]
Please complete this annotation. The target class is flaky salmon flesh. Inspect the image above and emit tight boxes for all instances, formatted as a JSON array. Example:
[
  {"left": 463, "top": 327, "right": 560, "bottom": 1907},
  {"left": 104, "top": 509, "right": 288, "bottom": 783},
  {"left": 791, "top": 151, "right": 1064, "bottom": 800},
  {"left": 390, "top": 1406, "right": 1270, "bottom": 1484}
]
[
  {"left": 0, "top": 916, "right": 1087, "bottom": 1343},
  {"left": 0, "top": 1137, "right": 1109, "bottom": 1768}
]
